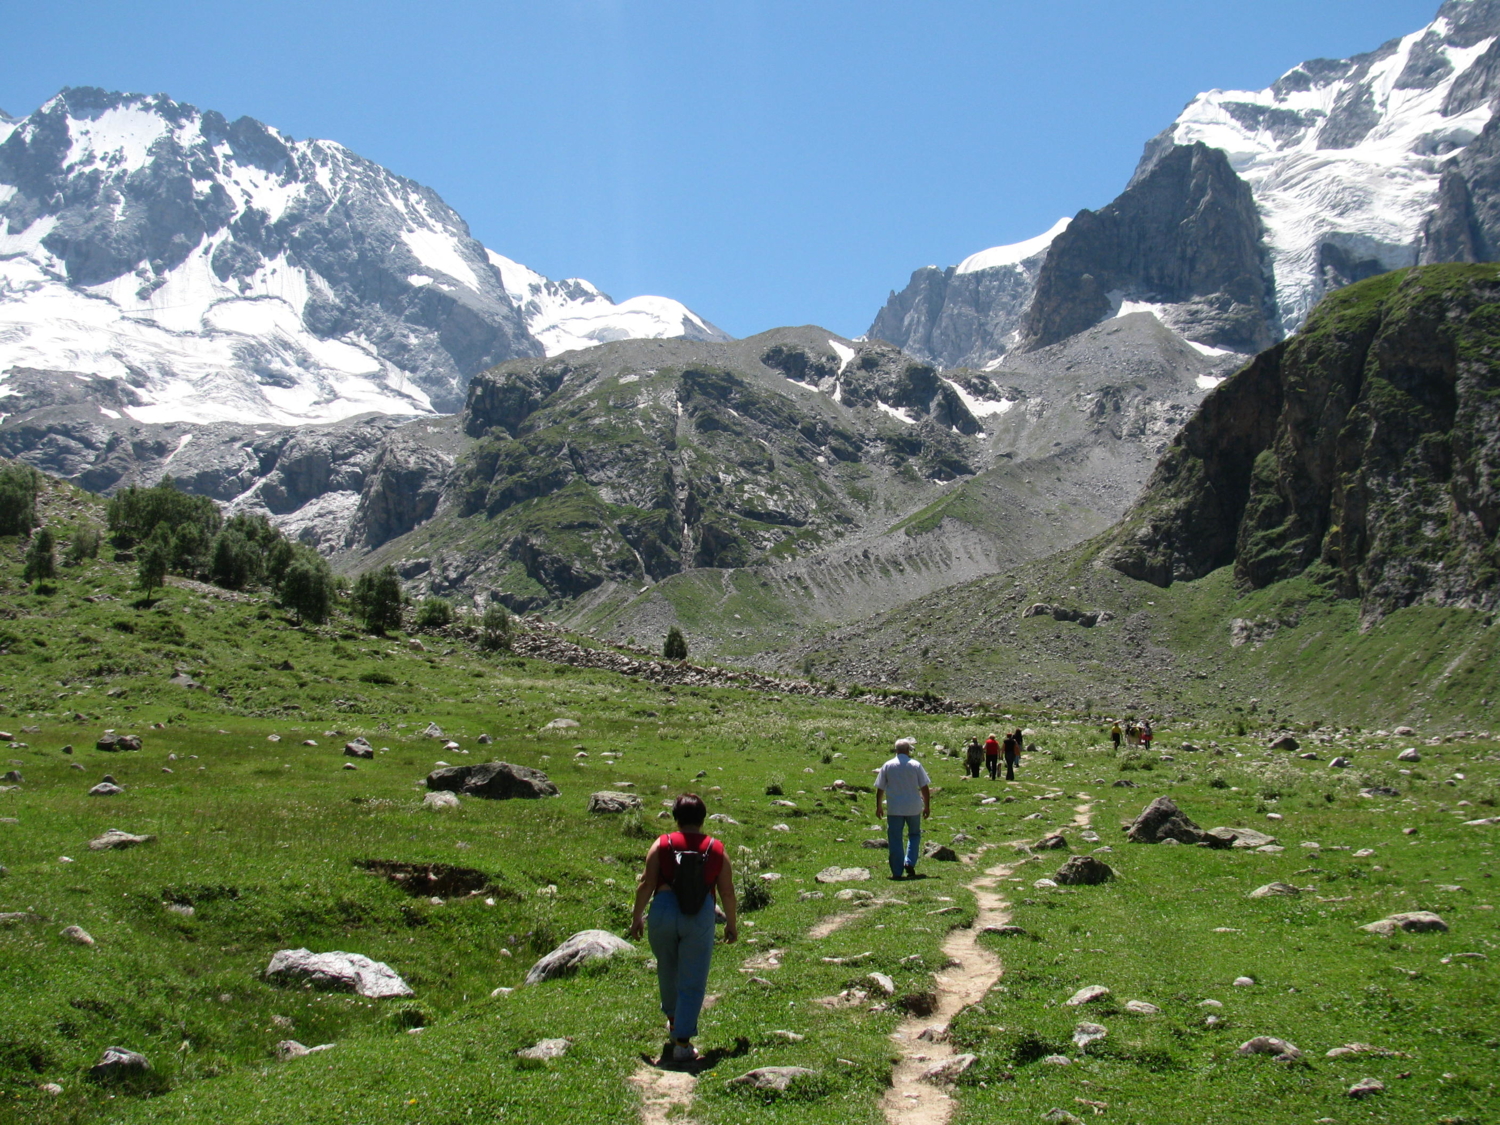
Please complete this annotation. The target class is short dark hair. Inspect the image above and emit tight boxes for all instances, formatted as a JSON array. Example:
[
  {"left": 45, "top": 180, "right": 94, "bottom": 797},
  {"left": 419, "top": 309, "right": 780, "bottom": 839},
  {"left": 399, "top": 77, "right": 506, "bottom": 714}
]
[{"left": 673, "top": 793, "right": 707, "bottom": 827}]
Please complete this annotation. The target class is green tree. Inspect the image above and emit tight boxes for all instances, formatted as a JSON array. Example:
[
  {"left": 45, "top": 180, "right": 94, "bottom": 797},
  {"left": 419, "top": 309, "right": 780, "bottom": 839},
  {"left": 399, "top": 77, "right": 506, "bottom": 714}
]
[
  {"left": 663, "top": 625, "right": 688, "bottom": 661},
  {"left": 64, "top": 525, "right": 100, "bottom": 566},
  {"left": 208, "top": 528, "right": 259, "bottom": 589},
  {"left": 137, "top": 532, "right": 170, "bottom": 600},
  {"left": 414, "top": 596, "right": 455, "bottom": 629},
  {"left": 279, "top": 548, "right": 335, "bottom": 625},
  {"left": 481, "top": 602, "right": 514, "bottom": 651},
  {"left": 107, "top": 476, "right": 221, "bottom": 548},
  {"left": 0, "top": 463, "right": 40, "bottom": 538},
  {"left": 22, "top": 527, "right": 55, "bottom": 585},
  {"left": 351, "top": 565, "right": 404, "bottom": 635}
]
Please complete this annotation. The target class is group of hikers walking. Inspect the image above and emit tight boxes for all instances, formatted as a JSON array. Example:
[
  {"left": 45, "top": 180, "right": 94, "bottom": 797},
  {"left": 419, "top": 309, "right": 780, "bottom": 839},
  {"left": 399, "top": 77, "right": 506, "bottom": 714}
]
[
  {"left": 964, "top": 729, "right": 1024, "bottom": 780},
  {"left": 631, "top": 733, "right": 1010, "bottom": 1066},
  {"left": 1109, "top": 718, "right": 1152, "bottom": 750}
]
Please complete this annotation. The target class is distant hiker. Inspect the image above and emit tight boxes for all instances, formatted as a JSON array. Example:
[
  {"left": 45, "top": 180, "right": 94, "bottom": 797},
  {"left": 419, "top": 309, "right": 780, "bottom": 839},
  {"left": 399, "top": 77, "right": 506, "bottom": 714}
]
[
  {"left": 629, "top": 793, "right": 738, "bottom": 1065},
  {"left": 1141, "top": 720, "right": 1154, "bottom": 751},
  {"left": 983, "top": 733, "right": 1001, "bottom": 780},
  {"left": 1110, "top": 722, "right": 1122, "bottom": 750},
  {"left": 1014, "top": 728, "right": 1026, "bottom": 753},
  {"left": 875, "top": 737, "right": 931, "bottom": 879},
  {"left": 965, "top": 737, "right": 984, "bottom": 779},
  {"left": 1003, "top": 731, "right": 1022, "bottom": 781},
  {"left": 1125, "top": 721, "right": 1139, "bottom": 748}
]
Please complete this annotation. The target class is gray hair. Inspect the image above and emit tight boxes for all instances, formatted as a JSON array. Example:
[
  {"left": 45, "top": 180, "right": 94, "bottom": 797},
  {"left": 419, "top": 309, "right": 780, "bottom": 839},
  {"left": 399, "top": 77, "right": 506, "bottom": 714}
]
[{"left": 894, "top": 737, "right": 916, "bottom": 753}]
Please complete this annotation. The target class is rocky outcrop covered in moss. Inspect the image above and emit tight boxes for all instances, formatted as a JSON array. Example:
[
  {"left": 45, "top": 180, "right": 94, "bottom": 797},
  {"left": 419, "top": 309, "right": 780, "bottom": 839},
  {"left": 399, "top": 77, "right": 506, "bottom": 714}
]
[{"left": 1102, "top": 263, "right": 1500, "bottom": 622}]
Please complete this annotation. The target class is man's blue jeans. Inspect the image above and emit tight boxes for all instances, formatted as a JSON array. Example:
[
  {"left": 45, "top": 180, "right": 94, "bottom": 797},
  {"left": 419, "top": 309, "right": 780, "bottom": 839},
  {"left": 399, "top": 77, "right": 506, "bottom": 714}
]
[
  {"left": 646, "top": 887, "right": 716, "bottom": 1039},
  {"left": 887, "top": 813, "right": 922, "bottom": 877}
]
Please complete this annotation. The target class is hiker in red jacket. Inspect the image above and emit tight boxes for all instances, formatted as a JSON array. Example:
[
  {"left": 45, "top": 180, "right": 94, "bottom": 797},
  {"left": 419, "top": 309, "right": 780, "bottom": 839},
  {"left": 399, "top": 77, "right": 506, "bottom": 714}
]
[
  {"left": 629, "top": 793, "right": 738, "bottom": 1066},
  {"left": 983, "top": 734, "right": 1001, "bottom": 780}
]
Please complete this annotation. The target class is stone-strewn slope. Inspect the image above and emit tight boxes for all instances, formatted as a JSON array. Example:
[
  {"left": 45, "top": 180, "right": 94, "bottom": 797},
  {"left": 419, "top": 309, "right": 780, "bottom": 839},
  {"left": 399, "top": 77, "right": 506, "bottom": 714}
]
[{"left": 1102, "top": 263, "right": 1500, "bottom": 622}]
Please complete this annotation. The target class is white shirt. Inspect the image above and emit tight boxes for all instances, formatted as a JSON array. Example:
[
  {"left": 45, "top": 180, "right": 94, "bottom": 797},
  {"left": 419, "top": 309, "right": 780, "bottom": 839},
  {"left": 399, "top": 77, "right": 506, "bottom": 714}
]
[{"left": 875, "top": 753, "right": 930, "bottom": 817}]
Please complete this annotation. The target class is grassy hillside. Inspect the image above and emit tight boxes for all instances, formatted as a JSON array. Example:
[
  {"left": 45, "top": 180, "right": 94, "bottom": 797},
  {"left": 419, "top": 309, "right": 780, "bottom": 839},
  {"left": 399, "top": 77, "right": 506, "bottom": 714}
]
[{"left": 1, "top": 477, "right": 1497, "bottom": 1124}]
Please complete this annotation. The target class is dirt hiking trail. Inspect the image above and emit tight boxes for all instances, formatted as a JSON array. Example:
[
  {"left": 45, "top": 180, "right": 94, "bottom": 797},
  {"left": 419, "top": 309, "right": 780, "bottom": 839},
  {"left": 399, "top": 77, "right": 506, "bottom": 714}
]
[{"left": 881, "top": 800, "right": 1094, "bottom": 1125}]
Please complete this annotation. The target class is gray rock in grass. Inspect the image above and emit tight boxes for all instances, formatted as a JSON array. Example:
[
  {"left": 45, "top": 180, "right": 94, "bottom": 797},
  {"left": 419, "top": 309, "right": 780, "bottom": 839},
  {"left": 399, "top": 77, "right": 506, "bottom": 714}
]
[
  {"left": 88, "top": 782, "right": 125, "bottom": 797},
  {"left": 1064, "top": 985, "right": 1110, "bottom": 1006},
  {"left": 61, "top": 925, "right": 95, "bottom": 946},
  {"left": 815, "top": 866, "right": 871, "bottom": 884},
  {"left": 95, "top": 734, "right": 142, "bottom": 752},
  {"left": 1359, "top": 911, "right": 1448, "bottom": 936},
  {"left": 427, "top": 761, "right": 558, "bottom": 800},
  {"left": 343, "top": 738, "right": 375, "bottom": 759},
  {"left": 524, "top": 930, "right": 633, "bottom": 985},
  {"left": 88, "top": 828, "right": 155, "bottom": 851},
  {"left": 516, "top": 1037, "right": 571, "bottom": 1060},
  {"left": 88, "top": 1047, "right": 151, "bottom": 1081},
  {"left": 728, "top": 1066, "right": 818, "bottom": 1091},
  {"left": 1126, "top": 796, "right": 1226, "bottom": 847},
  {"left": 265, "top": 949, "right": 413, "bottom": 998},
  {"left": 586, "top": 790, "right": 642, "bottom": 814},
  {"left": 1237, "top": 1036, "right": 1301, "bottom": 1060},
  {"left": 1249, "top": 882, "right": 1301, "bottom": 899},
  {"left": 1055, "top": 855, "right": 1114, "bottom": 885},
  {"left": 1347, "top": 1077, "right": 1385, "bottom": 1098},
  {"left": 422, "top": 791, "right": 461, "bottom": 810},
  {"left": 1208, "top": 827, "right": 1278, "bottom": 849}
]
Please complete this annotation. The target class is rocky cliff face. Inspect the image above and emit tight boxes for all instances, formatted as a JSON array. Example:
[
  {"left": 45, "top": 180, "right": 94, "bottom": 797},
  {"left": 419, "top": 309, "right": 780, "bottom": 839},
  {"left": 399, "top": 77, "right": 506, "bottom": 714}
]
[
  {"left": 1102, "top": 263, "right": 1500, "bottom": 623},
  {"left": 1020, "top": 144, "right": 1275, "bottom": 353},
  {"left": 867, "top": 221, "right": 1066, "bottom": 369}
]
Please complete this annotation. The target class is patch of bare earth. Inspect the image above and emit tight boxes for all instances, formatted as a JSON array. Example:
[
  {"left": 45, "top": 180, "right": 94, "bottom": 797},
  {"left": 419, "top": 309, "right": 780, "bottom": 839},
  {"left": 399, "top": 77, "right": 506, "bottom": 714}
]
[{"left": 630, "top": 1065, "right": 697, "bottom": 1125}]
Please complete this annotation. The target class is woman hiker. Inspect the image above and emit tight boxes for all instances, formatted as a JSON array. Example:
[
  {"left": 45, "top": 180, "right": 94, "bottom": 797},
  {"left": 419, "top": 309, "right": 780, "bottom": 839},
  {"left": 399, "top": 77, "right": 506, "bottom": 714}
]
[
  {"left": 629, "top": 793, "right": 738, "bottom": 1065},
  {"left": 1003, "top": 730, "right": 1022, "bottom": 781},
  {"left": 875, "top": 737, "right": 931, "bottom": 879},
  {"left": 964, "top": 736, "right": 984, "bottom": 779},
  {"left": 983, "top": 733, "right": 1001, "bottom": 780}
]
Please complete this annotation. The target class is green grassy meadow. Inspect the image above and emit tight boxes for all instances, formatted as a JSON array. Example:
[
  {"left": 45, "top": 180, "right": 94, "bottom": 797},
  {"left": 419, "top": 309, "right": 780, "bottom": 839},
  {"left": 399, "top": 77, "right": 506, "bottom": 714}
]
[{"left": 1, "top": 489, "right": 1498, "bottom": 1124}]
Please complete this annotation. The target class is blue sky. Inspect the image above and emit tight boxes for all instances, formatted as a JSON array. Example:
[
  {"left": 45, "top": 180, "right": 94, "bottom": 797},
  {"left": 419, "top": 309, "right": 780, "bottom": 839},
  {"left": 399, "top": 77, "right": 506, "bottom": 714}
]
[{"left": 2, "top": 0, "right": 1444, "bottom": 338}]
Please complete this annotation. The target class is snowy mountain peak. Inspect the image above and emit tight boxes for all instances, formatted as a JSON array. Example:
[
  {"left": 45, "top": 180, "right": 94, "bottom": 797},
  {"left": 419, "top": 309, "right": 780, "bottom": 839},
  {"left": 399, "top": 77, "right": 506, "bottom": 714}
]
[
  {"left": 486, "top": 250, "right": 729, "bottom": 357},
  {"left": 1156, "top": 0, "right": 1500, "bottom": 333},
  {"left": 0, "top": 87, "right": 727, "bottom": 426}
]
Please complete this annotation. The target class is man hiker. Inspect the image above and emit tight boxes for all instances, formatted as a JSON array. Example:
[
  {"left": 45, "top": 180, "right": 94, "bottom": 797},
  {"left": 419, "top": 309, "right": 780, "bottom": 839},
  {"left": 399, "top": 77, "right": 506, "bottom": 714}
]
[
  {"left": 874, "top": 737, "right": 931, "bottom": 879},
  {"left": 629, "top": 793, "right": 738, "bottom": 1065},
  {"left": 964, "top": 737, "right": 984, "bottom": 779},
  {"left": 1110, "top": 721, "right": 1122, "bottom": 750},
  {"left": 983, "top": 733, "right": 1001, "bottom": 780}
]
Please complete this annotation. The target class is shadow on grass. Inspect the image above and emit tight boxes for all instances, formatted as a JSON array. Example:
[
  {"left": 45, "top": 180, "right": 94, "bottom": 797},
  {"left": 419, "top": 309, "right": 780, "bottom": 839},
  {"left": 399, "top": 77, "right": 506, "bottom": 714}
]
[{"left": 642, "top": 1035, "right": 750, "bottom": 1075}]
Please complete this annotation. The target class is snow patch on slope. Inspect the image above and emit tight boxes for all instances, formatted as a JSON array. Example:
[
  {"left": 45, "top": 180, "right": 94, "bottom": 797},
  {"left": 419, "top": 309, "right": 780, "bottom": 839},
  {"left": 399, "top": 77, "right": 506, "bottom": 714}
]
[
  {"left": 487, "top": 250, "right": 728, "bottom": 357},
  {"left": 954, "top": 217, "right": 1072, "bottom": 275}
]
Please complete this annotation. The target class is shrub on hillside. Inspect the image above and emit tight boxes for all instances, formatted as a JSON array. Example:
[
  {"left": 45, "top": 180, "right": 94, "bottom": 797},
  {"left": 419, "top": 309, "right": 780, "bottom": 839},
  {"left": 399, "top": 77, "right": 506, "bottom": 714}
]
[
  {"left": 22, "top": 527, "right": 55, "bottom": 585},
  {"left": 351, "top": 565, "right": 404, "bottom": 635},
  {"left": 414, "top": 597, "right": 455, "bottom": 629},
  {"left": 481, "top": 603, "right": 514, "bottom": 651},
  {"left": 65, "top": 525, "right": 100, "bottom": 565},
  {"left": 663, "top": 626, "right": 688, "bottom": 661},
  {"left": 0, "top": 463, "right": 40, "bottom": 537},
  {"left": 280, "top": 547, "right": 336, "bottom": 625}
]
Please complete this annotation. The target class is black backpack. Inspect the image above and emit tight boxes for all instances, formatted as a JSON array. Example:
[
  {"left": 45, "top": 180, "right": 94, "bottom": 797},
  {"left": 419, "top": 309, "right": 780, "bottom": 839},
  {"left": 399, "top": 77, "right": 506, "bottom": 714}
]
[{"left": 668, "top": 833, "right": 713, "bottom": 916}]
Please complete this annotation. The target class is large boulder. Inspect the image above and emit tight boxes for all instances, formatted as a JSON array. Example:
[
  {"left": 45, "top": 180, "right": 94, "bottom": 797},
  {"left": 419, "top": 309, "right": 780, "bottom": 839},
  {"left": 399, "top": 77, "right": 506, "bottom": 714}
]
[
  {"left": 1126, "top": 796, "right": 1227, "bottom": 846},
  {"left": 427, "top": 761, "right": 558, "bottom": 800},
  {"left": 264, "top": 949, "right": 413, "bottom": 998},
  {"left": 587, "top": 791, "right": 642, "bottom": 814},
  {"left": 95, "top": 734, "right": 142, "bottom": 752},
  {"left": 524, "top": 930, "right": 633, "bottom": 985},
  {"left": 1055, "top": 855, "right": 1115, "bottom": 885}
]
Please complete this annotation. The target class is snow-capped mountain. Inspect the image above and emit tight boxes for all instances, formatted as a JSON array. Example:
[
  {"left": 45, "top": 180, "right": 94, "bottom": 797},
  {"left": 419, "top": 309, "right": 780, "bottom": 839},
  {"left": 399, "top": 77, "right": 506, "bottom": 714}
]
[
  {"left": 485, "top": 251, "right": 729, "bottom": 357},
  {"left": 871, "top": 0, "right": 1500, "bottom": 366},
  {"left": 1153, "top": 0, "right": 1500, "bottom": 336},
  {"left": 0, "top": 88, "right": 725, "bottom": 426}
]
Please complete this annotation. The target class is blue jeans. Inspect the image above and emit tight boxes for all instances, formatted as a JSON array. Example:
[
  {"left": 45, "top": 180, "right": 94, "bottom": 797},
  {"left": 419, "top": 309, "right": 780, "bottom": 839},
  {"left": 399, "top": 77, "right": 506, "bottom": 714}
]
[
  {"left": 887, "top": 814, "right": 922, "bottom": 876},
  {"left": 646, "top": 888, "right": 716, "bottom": 1040}
]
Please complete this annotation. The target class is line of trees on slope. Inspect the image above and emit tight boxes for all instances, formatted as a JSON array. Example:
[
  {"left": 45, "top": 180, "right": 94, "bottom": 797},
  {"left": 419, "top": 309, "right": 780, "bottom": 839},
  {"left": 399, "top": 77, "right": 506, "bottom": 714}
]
[{"left": 4, "top": 465, "right": 514, "bottom": 640}]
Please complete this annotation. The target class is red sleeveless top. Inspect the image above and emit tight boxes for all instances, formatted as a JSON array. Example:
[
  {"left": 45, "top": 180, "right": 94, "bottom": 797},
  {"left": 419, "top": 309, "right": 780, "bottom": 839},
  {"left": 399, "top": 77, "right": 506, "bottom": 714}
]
[{"left": 657, "top": 832, "right": 725, "bottom": 892}]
